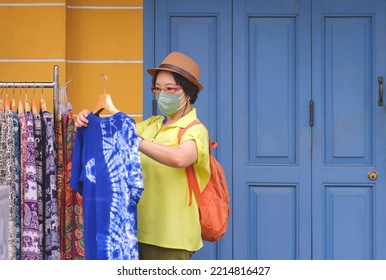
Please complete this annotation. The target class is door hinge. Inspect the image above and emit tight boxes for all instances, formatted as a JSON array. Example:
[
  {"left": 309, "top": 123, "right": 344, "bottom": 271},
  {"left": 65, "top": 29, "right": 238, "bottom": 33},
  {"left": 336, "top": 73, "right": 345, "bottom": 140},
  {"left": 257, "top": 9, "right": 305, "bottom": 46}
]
[{"left": 309, "top": 100, "right": 314, "bottom": 127}]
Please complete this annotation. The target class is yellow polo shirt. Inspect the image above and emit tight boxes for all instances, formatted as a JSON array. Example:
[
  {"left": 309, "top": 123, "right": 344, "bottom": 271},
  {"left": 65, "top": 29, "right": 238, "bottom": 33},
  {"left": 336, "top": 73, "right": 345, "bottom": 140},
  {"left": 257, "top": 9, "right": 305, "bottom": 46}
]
[{"left": 136, "top": 108, "right": 210, "bottom": 251}]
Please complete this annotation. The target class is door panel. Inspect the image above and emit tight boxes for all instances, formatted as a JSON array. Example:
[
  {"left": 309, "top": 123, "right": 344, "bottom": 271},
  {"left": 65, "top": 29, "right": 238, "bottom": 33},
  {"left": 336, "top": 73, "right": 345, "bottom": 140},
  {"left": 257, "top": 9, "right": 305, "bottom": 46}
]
[
  {"left": 312, "top": 0, "right": 386, "bottom": 259},
  {"left": 233, "top": 0, "right": 312, "bottom": 260},
  {"left": 248, "top": 186, "right": 297, "bottom": 259},
  {"left": 324, "top": 186, "right": 373, "bottom": 259},
  {"left": 249, "top": 16, "right": 297, "bottom": 165}
]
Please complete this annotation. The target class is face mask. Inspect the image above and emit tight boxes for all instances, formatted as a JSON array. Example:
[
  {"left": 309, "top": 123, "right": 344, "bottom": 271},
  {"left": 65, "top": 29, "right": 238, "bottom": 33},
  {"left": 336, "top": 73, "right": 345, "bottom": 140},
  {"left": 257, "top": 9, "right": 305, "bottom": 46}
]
[{"left": 156, "top": 91, "right": 187, "bottom": 116}]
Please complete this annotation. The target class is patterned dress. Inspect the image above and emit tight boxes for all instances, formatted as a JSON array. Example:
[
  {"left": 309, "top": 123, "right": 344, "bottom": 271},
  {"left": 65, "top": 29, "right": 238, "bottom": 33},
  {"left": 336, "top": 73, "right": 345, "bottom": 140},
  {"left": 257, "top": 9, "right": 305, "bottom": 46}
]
[
  {"left": 64, "top": 109, "right": 85, "bottom": 259},
  {"left": 18, "top": 112, "right": 27, "bottom": 258},
  {"left": 70, "top": 112, "right": 144, "bottom": 260},
  {"left": 0, "top": 110, "right": 16, "bottom": 259},
  {"left": 33, "top": 112, "right": 44, "bottom": 256},
  {"left": 55, "top": 112, "right": 65, "bottom": 259},
  {"left": 13, "top": 112, "right": 21, "bottom": 259},
  {"left": 21, "top": 111, "right": 41, "bottom": 260},
  {"left": 41, "top": 110, "right": 60, "bottom": 259}
]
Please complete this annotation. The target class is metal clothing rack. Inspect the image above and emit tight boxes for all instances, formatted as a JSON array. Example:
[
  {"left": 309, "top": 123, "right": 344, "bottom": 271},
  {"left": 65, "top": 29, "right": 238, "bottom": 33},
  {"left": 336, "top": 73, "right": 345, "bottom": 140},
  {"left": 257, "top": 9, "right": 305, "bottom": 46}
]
[{"left": 0, "top": 65, "right": 60, "bottom": 118}]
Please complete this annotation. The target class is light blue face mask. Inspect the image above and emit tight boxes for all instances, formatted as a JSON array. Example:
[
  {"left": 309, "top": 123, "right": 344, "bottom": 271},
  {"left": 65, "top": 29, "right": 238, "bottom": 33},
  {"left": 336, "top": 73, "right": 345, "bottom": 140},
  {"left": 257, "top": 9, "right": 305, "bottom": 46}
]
[{"left": 155, "top": 91, "right": 186, "bottom": 116}]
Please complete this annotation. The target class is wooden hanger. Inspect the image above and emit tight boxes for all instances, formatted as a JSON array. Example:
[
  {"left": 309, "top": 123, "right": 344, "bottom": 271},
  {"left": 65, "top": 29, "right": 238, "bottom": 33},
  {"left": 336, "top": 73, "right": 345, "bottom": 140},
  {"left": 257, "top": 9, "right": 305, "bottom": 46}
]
[
  {"left": 40, "top": 85, "right": 47, "bottom": 112},
  {"left": 31, "top": 97, "right": 38, "bottom": 114},
  {"left": 40, "top": 98, "right": 47, "bottom": 112},
  {"left": 0, "top": 85, "right": 4, "bottom": 111},
  {"left": 24, "top": 98, "right": 30, "bottom": 112},
  {"left": 10, "top": 85, "right": 16, "bottom": 112},
  {"left": 30, "top": 84, "right": 38, "bottom": 114},
  {"left": 17, "top": 86, "right": 23, "bottom": 113},
  {"left": 24, "top": 85, "right": 30, "bottom": 112},
  {"left": 4, "top": 97, "right": 10, "bottom": 110},
  {"left": 4, "top": 87, "right": 13, "bottom": 111},
  {"left": 18, "top": 96, "right": 24, "bottom": 114},
  {"left": 11, "top": 98, "right": 16, "bottom": 112},
  {"left": 92, "top": 74, "right": 119, "bottom": 115}
]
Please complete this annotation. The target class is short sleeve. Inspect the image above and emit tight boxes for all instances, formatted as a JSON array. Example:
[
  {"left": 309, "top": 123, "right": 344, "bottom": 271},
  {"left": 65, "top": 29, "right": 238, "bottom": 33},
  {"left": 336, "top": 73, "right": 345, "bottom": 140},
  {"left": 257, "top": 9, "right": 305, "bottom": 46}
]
[
  {"left": 180, "top": 123, "right": 211, "bottom": 192},
  {"left": 181, "top": 123, "right": 210, "bottom": 167}
]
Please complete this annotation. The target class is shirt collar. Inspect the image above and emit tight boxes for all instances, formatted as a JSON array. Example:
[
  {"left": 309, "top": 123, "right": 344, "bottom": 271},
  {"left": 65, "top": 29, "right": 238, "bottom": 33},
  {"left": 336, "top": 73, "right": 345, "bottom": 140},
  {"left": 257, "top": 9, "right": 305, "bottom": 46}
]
[{"left": 172, "top": 108, "right": 198, "bottom": 128}]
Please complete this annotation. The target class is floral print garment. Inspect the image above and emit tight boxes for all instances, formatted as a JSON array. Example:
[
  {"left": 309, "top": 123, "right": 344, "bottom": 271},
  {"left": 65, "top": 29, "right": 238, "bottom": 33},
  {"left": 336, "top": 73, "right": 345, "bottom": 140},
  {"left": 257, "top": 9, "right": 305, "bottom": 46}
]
[{"left": 64, "top": 109, "right": 85, "bottom": 259}]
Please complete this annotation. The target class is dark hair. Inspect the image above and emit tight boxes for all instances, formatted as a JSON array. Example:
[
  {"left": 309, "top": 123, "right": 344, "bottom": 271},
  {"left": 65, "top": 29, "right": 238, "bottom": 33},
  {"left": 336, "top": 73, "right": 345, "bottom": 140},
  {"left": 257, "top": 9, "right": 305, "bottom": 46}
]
[{"left": 151, "top": 71, "right": 199, "bottom": 104}]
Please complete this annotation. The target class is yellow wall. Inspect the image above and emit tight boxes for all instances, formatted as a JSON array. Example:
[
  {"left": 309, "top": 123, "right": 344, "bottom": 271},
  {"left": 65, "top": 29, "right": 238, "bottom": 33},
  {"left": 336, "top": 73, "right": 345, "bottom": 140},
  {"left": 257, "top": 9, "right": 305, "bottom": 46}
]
[{"left": 0, "top": 0, "right": 143, "bottom": 122}]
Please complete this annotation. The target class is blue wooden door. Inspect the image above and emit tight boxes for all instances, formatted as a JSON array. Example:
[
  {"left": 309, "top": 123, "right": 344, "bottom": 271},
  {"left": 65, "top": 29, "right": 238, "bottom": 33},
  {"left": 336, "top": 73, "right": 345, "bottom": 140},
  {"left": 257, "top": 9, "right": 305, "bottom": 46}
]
[
  {"left": 312, "top": 0, "right": 386, "bottom": 259},
  {"left": 233, "top": 0, "right": 386, "bottom": 260}
]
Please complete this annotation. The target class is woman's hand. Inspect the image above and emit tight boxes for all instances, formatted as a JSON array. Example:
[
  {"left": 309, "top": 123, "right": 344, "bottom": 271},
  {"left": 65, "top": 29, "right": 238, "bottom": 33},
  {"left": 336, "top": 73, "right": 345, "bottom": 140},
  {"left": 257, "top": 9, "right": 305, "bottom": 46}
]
[{"left": 75, "top": 109, "right": 90, "bottom": 128}]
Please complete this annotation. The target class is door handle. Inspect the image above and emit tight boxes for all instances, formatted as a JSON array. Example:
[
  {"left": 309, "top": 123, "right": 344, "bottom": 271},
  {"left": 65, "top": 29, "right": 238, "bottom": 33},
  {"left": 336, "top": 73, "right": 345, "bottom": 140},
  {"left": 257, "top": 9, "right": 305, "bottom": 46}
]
[
  {"left": 368, "top": 170, "right": 378, "bottom": 181},
  {"left": 378, "top": 76, "right": 383, "bottom": 106}
]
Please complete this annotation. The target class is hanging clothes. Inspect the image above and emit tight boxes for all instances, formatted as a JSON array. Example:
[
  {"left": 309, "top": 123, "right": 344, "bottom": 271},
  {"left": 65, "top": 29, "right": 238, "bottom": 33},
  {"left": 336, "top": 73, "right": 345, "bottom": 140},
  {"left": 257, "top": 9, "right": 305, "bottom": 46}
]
[
  {"left": 0, "top": 109, "right": 16, "bottom": 260},
  {"left": 33, "top": 111, "right": 44, "bottom": 256},
  {"left": 0, "top": 76, "right": 83, "bottom": 260},
  {"left": 55, "top": 111, "right": 65, "bottom": 259},
  {"left": 18, "top": 111, "right": 27, "bottom": 259},
  {"left": 21, "top": 110, "right": 41, "bottom": 260},
  {"left": 12, "top": 111, "right": 21, "bottom": 260},
  {"left": 64, "top": 106, "right": 85, "bottom": 260},
  {"left": 70, "top": 112, "right": 144, "bottom": 260},
  {"left": 56, "top": 86, "right": 70, "bottom": 260},
  {"left": 0, "top": 71, "right": 67, "bottom": 260},
  {"left": 41, "top": 110, "right": 60, "bottom": 260}
]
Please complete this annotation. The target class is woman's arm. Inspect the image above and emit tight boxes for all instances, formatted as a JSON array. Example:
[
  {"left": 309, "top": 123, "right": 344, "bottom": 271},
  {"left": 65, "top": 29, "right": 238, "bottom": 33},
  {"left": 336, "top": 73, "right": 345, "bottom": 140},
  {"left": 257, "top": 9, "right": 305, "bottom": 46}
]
[
  {"left": 75, "top": 108, "right": 197, "bottom": 168},
  {"left": 139, "top": 138, "right": 198, "bottom": 168}
]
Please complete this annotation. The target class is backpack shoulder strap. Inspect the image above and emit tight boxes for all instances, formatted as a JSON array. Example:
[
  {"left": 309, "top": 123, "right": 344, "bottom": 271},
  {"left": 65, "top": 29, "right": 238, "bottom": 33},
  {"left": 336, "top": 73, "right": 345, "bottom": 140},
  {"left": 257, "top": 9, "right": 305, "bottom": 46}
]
[
  {"left": 177, "top": 119, "right": 202, "bottom": 144},
  {"left": 178, "top": 119, "right": 204, "bottom": 206}
]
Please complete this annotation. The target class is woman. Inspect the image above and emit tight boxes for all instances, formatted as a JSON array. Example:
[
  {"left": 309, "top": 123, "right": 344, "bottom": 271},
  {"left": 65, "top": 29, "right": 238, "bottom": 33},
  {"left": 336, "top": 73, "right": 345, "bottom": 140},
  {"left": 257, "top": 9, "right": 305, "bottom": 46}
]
[{"left": 75, "top": 51, "right": 210, "bottom": 260}]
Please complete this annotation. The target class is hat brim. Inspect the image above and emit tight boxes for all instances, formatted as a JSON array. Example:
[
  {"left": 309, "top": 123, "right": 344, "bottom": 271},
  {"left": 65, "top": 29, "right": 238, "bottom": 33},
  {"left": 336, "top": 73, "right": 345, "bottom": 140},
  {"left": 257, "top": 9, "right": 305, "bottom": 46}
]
[{"left": 147, "top": 67, "right": 203, "bottom": 91}]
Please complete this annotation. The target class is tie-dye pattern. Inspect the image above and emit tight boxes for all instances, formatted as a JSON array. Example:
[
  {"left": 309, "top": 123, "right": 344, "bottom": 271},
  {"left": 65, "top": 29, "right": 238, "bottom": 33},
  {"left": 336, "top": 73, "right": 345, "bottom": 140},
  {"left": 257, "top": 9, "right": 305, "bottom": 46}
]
[{"left": 70, "top": 112, "right": 143, "bottom": 260}]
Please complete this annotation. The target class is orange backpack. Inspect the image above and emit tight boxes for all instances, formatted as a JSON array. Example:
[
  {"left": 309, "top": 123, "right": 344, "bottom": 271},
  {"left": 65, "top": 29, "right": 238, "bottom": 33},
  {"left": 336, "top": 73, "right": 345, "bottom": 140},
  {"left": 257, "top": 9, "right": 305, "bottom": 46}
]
[{"left": 178, "top": 120, "right": 230, "bottom": 242}]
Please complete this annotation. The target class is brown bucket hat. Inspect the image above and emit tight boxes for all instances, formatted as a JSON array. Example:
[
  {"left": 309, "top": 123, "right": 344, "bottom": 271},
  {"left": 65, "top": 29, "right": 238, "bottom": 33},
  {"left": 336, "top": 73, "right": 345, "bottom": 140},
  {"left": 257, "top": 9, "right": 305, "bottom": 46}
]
[{"left": 147, "top": 51, "right": 203, "bottom": 91}]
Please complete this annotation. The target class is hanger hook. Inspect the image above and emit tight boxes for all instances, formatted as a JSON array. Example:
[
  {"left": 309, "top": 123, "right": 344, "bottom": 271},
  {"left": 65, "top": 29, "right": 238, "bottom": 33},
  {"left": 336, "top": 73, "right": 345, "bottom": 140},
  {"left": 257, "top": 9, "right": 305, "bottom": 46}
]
[
  {"left": 100, "top": 73, "right": 108, "bottom": 94},
  {"left": 65, "top": 78, "right": 73, "bottom": 88},
  {"left": 25, "top": 82, "right": 28, "bottom": 100},
  {"left": 5, "top": 83, "right": 8, "bottom": 98},
  {"left": 0, "top": 83, "right": 4, "bottom": 99},
  {"left": 41, "top": 84, "right": 44, "bottom": 97},
  {"left": 33, "top": 82, "right": 36, "bottom": 97}
]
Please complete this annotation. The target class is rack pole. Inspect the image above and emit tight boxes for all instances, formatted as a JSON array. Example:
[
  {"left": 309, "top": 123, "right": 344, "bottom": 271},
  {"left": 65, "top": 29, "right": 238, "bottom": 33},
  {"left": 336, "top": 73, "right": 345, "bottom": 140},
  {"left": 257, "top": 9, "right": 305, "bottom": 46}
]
[
  {"left": 0, "top": 65, "right": 60, "bottom": 118},
  {"left": 0, "top": 82, "right": 55, "bottom": 88}
]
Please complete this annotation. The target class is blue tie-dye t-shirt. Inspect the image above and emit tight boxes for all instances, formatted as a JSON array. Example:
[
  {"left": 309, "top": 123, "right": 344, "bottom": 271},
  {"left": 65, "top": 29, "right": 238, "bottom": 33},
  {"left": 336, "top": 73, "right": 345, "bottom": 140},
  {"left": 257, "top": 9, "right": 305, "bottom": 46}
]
[{"left": 70, "top": 112, "right": 144, "bottom": 260}]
